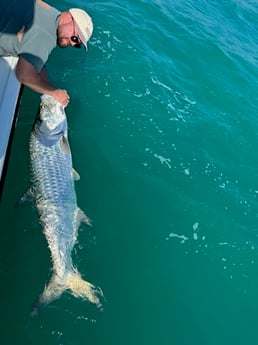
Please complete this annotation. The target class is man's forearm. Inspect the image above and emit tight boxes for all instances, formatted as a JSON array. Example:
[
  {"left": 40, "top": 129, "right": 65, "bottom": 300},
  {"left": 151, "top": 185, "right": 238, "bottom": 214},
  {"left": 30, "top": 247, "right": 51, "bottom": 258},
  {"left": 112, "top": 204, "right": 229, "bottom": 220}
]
[
  {"left": 16, "top": 59, "right": 54, "bottom": 94},
  {"left": 15, "top": 56, "right": 70, "bottom": 105}
]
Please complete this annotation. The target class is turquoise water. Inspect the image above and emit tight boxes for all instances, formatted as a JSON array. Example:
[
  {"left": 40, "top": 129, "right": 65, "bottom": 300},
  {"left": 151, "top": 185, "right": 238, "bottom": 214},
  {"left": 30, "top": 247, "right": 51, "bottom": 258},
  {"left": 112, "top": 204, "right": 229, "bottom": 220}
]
[{"left": 1, "top": 0, "right": 258, "bottom": 344}]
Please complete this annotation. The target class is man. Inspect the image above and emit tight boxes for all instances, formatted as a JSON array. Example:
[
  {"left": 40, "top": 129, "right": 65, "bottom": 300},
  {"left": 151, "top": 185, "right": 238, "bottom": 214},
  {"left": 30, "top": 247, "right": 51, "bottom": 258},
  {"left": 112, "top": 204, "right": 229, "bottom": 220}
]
[{"left": 0, "top": 0, "right": 93, "bottom": 106}]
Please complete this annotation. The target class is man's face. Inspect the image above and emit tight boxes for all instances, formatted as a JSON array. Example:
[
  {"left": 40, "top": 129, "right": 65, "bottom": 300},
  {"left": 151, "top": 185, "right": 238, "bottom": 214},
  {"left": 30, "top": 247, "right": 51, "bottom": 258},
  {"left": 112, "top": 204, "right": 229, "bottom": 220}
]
[{"left": 57, "top": 20, "right": 81, "bottom": 48}]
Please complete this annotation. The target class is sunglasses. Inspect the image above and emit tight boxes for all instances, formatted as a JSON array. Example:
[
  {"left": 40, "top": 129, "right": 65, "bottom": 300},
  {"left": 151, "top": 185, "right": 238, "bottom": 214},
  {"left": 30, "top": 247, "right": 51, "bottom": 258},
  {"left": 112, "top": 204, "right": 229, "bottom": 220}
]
[{"left": 71, "top": 35, "right": 82, "bottom": 48}]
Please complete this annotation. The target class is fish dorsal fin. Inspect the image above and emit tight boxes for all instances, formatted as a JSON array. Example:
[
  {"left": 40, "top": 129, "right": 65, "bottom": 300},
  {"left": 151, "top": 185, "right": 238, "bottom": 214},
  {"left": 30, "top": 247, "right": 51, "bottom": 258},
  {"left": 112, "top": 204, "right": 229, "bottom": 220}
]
[
  {"left": 60, "top": 136, "right": 71, "bottom": 154},
  {"left": 72, "top": 168, "right": 80, "bottom": 180}
]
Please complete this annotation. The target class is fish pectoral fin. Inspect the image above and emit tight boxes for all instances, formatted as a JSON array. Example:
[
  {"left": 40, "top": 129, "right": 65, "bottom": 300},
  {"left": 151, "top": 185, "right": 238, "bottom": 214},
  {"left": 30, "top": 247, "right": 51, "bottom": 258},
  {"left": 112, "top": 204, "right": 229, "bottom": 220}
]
[
  {"left": 60, "top": 136, "right": 71, "bottom": 154},
  {"left": 72, "top": 168, "right": 80, "bottom": 181},
  {"left": 16, "top": 188, "right": 34, "bottom": 207}
]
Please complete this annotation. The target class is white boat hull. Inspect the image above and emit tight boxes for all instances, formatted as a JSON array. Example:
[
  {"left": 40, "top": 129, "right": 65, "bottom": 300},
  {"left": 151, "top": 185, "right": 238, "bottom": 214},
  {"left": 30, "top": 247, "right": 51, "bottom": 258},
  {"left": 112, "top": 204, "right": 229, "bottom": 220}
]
[{"left": 0, "top": 56, "right": 22, "bottom": 196}]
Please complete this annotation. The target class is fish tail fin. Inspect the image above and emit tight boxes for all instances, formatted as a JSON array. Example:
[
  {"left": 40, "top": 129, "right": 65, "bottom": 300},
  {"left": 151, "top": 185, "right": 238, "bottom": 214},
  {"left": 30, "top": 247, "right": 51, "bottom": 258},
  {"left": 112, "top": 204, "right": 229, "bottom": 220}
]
[
  {"left": 31, "top": 274, "right": 64, "bottom": 316},
  {"left": 31, "top": 271, "right": 103, "bottom": 316},
  {"left": 66, "top": 270, "right": 103, "bottom": 308}
]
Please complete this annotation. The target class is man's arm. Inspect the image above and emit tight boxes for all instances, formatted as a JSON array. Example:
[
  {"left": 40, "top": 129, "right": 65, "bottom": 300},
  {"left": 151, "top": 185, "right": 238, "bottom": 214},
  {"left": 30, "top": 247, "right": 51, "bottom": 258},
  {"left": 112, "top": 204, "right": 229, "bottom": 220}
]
[{"left": 15, "top": 56, "right": 70, "bottom": 105}]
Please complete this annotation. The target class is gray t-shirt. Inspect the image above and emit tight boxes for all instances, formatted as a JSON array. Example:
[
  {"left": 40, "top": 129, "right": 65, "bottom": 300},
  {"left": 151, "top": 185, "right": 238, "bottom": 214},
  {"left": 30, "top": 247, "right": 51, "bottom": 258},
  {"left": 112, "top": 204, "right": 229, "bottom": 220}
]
[{"left": 0, "top": 2, "right": 60, "bottom": 73}]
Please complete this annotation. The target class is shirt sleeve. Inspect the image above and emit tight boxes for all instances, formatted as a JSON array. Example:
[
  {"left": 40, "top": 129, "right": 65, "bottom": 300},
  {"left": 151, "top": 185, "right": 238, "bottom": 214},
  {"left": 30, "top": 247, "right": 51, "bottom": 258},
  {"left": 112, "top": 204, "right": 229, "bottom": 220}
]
[{"left": 18, "top": 26, "right": 55, "bottom": 73}]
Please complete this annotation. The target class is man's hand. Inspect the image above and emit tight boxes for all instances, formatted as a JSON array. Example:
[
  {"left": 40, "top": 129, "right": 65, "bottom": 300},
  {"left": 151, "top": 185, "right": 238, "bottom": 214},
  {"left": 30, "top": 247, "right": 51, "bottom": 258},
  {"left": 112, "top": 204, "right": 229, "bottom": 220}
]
[{"left": 51, "top": 89, "right": 70, "bottom": 106}]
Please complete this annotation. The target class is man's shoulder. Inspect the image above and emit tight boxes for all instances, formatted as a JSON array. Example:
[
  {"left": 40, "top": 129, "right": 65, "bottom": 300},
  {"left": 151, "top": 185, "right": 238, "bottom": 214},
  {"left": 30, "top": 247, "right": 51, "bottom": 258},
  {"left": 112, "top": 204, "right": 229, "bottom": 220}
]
[
  {"left": 18, "top": 2, "right": 60, "bottom": 72},
  {"left": 35, "top": 1, "right": 60, "bottom": 18},
  {"left": 33, "top": 2, "right": 60, "bottom": 37}
]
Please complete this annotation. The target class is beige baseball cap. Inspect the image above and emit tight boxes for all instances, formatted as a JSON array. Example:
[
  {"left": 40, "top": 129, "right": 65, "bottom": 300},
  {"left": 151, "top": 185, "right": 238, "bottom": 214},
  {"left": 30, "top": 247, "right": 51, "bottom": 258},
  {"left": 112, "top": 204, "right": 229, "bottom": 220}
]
[{"left": 69, "top": 8, "right": 93, "bottom": 50}]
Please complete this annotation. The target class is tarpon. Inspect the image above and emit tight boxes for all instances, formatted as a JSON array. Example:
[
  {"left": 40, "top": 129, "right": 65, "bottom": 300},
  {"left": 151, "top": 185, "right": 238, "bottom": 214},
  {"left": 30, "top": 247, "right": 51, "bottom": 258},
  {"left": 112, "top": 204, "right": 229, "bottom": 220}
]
[{"left": 27, "top": 95, "right": 102, "bottom": 315}]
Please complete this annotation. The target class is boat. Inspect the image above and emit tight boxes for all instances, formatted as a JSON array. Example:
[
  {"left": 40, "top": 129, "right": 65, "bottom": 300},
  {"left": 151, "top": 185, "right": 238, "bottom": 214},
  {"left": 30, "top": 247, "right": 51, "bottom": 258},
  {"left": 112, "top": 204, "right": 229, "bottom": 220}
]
[{"left": 0, "top": 56, "right": 23, "bottom": 200}]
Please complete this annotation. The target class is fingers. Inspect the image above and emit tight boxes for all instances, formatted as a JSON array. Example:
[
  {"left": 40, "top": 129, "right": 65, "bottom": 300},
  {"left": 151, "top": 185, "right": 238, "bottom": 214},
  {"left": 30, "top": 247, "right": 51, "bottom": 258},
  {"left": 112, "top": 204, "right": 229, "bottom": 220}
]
[
  {"left": 60, "top": 89, "right": 70, "bottom": 107},
  {"left": 64, "top": 94, "right": 70, "bottom": 107},
  {"left": 63, "top": 90, "right": 70, "bottom": 106},
  {"left": 51, "top": 89, "right": 70, "bottom": 106}
]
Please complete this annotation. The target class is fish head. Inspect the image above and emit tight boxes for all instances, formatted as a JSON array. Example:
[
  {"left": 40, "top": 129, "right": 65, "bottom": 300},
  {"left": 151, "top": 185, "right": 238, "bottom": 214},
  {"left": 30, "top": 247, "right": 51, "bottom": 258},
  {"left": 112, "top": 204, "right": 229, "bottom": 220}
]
[
  {"left": 36, "top": 95, "right": 68, "bottom": 146},
  {"left": 39, "top": 95, "right": 66, "bottom": 132}
]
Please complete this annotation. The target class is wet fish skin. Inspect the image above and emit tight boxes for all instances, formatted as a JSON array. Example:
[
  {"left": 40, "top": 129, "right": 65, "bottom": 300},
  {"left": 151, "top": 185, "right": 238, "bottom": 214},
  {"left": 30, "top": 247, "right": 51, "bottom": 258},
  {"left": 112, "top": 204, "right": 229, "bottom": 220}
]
[{"left": 29, "top": 95, "right": 102, "bottom": 314}]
